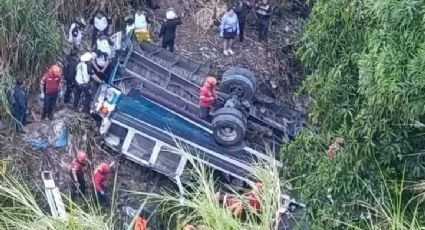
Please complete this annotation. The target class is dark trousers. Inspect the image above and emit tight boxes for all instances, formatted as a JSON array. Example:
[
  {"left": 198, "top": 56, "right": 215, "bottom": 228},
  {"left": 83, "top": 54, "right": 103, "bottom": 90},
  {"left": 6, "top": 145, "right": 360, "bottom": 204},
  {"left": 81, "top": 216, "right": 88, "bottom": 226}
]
[
  {"left": 162, "top": 39, "right": 175, "bottom": 52},
  {"left": 257, "top": 19, "right": 270, "bottom": 42},
  {"left": 13, "top": 106, "right": 26, "bottom": 132},
  {"left": 239, "top": 20, "right": 246, "bottom": 42},
  {"left": 146, "top": 0, "right": 158, "bottom": 9},
  {"left": 96, "top": 190, "right": 108, "bottom": 205},
  {"left": 199, "top": 107, "right": 210, "bottom": 121},
  {"left": 74, "top": 84, "right": 91, "bottom": 113},
  {"left": 42, "top": 93, "right": 58, "bottom": 120},
  {"left": 92, "top": 29, "right": 99, "bottom": 48},
  {"left": 70, "top": 172, "right": 86, "bottom": 199},
  {"left": 64, "top": 82, "right": 75, "bottom": 104}
]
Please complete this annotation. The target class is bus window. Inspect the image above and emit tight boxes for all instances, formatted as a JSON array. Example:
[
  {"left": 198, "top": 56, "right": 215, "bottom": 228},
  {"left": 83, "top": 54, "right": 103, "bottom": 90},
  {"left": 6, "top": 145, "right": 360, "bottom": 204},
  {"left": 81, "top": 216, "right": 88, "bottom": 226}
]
[
  {"left": 128, "top": 134, "right": 156, "bottom": 161},
  {"left": 153, "top": 147, "right": 181, "bottom": 175}
]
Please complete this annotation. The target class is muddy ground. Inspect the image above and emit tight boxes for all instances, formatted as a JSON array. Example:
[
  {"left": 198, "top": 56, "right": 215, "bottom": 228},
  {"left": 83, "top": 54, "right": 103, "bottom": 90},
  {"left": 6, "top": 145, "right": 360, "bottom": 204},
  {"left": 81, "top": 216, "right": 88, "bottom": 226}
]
[{"left": 0, "top": 0, "right": 308, "bottom": 229}]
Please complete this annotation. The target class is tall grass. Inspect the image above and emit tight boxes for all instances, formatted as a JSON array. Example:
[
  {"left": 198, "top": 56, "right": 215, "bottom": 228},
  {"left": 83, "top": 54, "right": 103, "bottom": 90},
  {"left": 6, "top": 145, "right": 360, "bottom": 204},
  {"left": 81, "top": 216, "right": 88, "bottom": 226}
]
[
  {"left": 0, "top": 175, "right": 110, "bottom": 230},
  {"left": 53, "top": 0, "right": 137, "bottom": 31},
  {"left": 334, "top": 168, "right": 425, "bottom": 230},
  {"left": 0, "top": 70, "right": 17, "bottom": 130},
  {"left": 130, "top": 145, "right": 287, "bottom": 230},
  {"left": 0, "top": 0, "right": 63, "bottom": 77}
]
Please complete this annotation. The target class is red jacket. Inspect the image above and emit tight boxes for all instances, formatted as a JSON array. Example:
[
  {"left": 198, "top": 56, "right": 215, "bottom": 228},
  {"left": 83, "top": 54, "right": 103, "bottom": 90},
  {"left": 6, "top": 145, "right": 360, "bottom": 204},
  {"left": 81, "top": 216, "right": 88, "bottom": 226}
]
[
  {"left": 246, "top": 191, "right": 261, "bottom": 213},
  {"left": 93, "top": 170, "right": 107, "bottom": 192},
  {"left": 199, "top": 86, "right": 215, "bottom": 108},
  {"left": 70, "top": 159, "right": 86, "bottom": 175},
  {"left": 134, "top": 217, "right": 148, "bottom": 230},
  {"left": 41, "top": 72, "right": 61, "bottom": 95}
]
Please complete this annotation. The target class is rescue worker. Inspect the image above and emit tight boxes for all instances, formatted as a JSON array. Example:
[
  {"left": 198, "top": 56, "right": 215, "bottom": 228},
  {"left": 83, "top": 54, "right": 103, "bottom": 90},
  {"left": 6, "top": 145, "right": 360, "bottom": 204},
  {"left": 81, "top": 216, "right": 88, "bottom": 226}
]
[
  {"left": 246, "top": 182, "right": 262, "bottom": 213},
  {"left": 63, "top": 49, "right": 79, "bottom": 104},
  {"left": 69, "top": 151, "right": 88, "bottom": 199},
  {"left": 255, "top": 0, "right": 272, "bottom": 42},
  {"left": 68, "top": 18, "right": 86, "bottom": 48},
  {"left": 159, "top": 8, "right": 182, "bottom": 52},
  {"left": 12, "top": 79, "right": 28, "bottom": 133},
  {"left": 199, "top": 76, "right": 217, "bottom": 121},
  {"left": 124, "top": 14, "right": 135, "bottom": 36},
  {"left": 145, "top": 0, "right": 160, "bottom": 10},
  {"left": 134, "top": 9, "right": 151, "bottom": 43},
  {"left": 93, "top": 162, "right": 110, "bottom": 204},
  {"left": 220, "top": 5, "right": 239, "bottom": 56},
  {"left": 90, "top": 11, "right": 111, "bottom": 47},
  {"left": 134, "top": 211, "right": 148, "bottom": 230},
  {"left": 94, "top": 34, "right": 114, "bottom": 58},
  {"left": 40, "top": 65, "right": 63, "bottom": 121},
  {"left": 234, "top": 0, "right": 252, "bottom": 42},
  {"left": 74, "top": 52, "right": 103, "bottom": 113},
  {"left": 92, "top": 50, "right": 111, "bottom": 82},
  {"left": 214, "top": 182, "right": 263, "bottom": 217}
]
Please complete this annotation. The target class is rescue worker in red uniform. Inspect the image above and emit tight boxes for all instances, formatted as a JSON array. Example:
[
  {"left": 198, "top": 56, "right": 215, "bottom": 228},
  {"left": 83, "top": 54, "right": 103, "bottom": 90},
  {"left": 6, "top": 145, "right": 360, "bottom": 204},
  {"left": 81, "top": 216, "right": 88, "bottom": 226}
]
[
  {"left": 69, "top": 151, "right": 88, "bottom": 199},
  {"left": 199, "top": 76, "right": 217, "bottom": 121},
  {"left": 39, "top": 65, "right": 63, "bottom": 120},
  {"left": 93, "top": 163, "right": 110, "bottom": 204},
  {"left": 134, "top": 211, "right": 148, "bottom": 230},
  {"left": 246, "top": 182, "right": 262, "bottom": 214},
  {"left": 215, "top": 182, "right": 263, "bottom": 217}
]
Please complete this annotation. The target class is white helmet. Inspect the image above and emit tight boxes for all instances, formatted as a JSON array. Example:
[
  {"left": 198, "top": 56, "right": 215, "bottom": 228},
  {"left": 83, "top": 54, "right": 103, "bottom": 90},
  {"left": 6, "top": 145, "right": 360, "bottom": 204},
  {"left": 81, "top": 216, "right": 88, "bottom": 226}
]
[{"left": 166, "top": 8, "right": 177, "bottom": 20}]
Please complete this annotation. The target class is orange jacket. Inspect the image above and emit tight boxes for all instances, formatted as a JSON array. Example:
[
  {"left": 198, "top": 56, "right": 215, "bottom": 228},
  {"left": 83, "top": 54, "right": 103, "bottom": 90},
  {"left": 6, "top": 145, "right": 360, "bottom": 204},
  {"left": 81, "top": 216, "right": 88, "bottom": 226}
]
[{"left": 134, "top": 217, "right": 148, "bottom": 230}]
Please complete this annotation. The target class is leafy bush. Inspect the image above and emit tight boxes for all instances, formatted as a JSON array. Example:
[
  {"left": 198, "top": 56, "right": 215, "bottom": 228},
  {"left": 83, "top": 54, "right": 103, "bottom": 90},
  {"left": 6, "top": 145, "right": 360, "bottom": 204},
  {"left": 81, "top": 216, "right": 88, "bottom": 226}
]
[{"left": 283, "top": 0, "right": 425, "bottom": 228}]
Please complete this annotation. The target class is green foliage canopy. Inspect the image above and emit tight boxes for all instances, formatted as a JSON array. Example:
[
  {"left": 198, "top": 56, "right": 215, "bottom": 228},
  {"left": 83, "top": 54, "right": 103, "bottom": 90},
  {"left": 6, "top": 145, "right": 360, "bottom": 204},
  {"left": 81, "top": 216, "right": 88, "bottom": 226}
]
[{"left": 283, "top": 0, "right": 425, "bottom": 228}]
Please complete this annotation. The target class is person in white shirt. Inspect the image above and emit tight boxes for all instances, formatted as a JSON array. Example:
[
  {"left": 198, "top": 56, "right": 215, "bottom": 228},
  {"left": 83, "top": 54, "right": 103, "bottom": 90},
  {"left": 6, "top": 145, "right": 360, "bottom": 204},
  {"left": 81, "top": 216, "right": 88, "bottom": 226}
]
[
  {"left": 94, "top": 34, "right": 114, "bottom": 58},
  {"left": 134, "top": 9, "right": 151, "bottom": 43},
  {"left": 68, "top": 18, "right": 86, "bottom": 48},
  {"left": 92, "top": 50, "right": 111, "bottom": 81},
  {"left": 90, "top": 11, "right": 111, "bottom": 47},
  {"left": 74, "top": 52, "right": 103, "bottom": 113}
]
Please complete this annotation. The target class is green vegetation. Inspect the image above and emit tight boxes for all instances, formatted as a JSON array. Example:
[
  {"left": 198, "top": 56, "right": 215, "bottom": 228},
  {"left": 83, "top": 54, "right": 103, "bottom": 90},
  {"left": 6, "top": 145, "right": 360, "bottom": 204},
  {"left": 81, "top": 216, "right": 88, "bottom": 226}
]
[
  {"left": 131, "top": 147, "right": 288, "bottom": 230},
  {"left": 0, "top": 0, "right": 63, "bottom": 75},
  {"left": 0, "top": 175, "right": 111, "bottom": 230},
  {"left": 0, "top": 0, "right": 63, "bottom": 127},
  {"left": 283, "top": 0, "right": 425, "bottom": 228}
]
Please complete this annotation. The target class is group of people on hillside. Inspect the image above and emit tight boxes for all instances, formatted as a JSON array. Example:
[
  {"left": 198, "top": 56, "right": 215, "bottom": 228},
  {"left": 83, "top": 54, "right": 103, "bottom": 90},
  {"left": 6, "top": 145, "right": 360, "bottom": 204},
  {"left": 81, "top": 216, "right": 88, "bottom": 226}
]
[
  {"left": 69, "top": 150, "right": 113, "bottom": 206},
  {"left": 220, "top": 0, "right": 272, "bottom": 55}
]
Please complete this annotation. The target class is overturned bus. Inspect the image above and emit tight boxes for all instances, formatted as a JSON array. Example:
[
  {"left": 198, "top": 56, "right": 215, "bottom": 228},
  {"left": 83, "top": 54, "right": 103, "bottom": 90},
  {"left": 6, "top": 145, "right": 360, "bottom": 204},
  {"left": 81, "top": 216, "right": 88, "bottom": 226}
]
[{"left": 91, "top": 36, "right": 305, "bottom": 216}]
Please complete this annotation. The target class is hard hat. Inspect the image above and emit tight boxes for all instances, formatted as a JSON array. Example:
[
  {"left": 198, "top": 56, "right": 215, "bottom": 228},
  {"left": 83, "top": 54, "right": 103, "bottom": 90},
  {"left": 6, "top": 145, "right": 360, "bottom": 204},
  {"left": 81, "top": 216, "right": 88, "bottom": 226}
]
[
  {"left": 166, "top": 8, "right": 177, "bottom": 20},
  {"left": 80, "top": 52, "right": 94, "bottom": 62},
  {"left": 205, "top": 76, "right": 217, "bottom": 87},
  {"left": 99, "top": 163, "right": 110, "bottom": 174},
  {"left": 50, "top": 65, "right": 62, "bottom": 76},
  {"left": 77, "top": 151, "right": 87, "bottom": 162}
]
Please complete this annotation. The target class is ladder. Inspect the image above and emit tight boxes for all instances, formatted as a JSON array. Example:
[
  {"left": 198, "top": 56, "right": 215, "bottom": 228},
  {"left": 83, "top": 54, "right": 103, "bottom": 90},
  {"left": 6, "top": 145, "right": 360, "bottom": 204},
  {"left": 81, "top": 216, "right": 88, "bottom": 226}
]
[{"left": 42, "top": 171, "right": 67, "bottom": 219}]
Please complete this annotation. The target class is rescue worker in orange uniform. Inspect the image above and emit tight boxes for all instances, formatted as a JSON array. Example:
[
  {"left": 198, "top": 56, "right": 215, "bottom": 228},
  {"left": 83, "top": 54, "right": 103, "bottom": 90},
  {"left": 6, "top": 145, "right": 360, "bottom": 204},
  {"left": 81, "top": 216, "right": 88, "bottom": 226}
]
[
  {"left": 93, "top": 163, "right": 110, "bottom": 204},
  {"left": 246, "top": 182, "right": 262, "bottom": 214},
  {"left": 69, "top": 151, "right": 88, "bottom": 199},
  {"left": 39, "top": 65, "right": 63, "bottom": 120},
  {"left": 134, "top": 211, "right": 148, "bottom": 230},
  {"left": 199, "top": 76, "right": 217, "bottom": 121},
  {"left": 215, "top": 182, "right": 263, "bottom": 217}
]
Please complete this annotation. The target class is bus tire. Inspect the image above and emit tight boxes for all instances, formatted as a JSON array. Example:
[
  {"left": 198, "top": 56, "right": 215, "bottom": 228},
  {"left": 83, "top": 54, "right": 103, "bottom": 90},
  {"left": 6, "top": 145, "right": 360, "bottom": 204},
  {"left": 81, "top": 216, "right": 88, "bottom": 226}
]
[
  {"left": 223, "top": 67, "right": 257, "bottom": 88},
  {"left": 212, "top": 114, "right": 246, "bottom": 147},
  {"left": 220, "top": 74, "right": 256, "bottom": 101}
]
